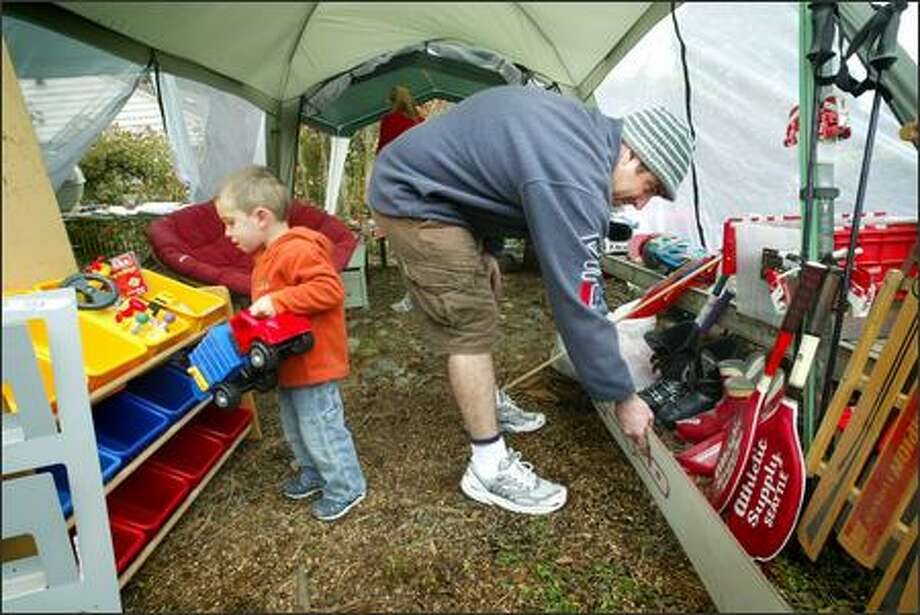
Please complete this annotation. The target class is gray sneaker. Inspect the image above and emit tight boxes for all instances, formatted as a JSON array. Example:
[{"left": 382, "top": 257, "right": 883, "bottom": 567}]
[
  {"left": 311, "top": 492, "right": 366, "bottom": 522},
  {"left": 460, "top": 449, "right": 567, "bottom": 515},
  {"left": 496, "top": 389, "right": 546, "bottom": 434},
  {"left": 282, "top": 473, "right": 323, "bottom": 500}
]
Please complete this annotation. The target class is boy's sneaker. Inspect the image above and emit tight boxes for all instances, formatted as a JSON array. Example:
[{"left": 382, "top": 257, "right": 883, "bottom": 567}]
[
  {"left": 282, "top": 474, "right": 324, "bottom": 500},
  {"left": 311, "top": 492, "right": 366, "bottom": 522},
  {"left": 460, "top": 449, "right": 567, "bottom": 515},
  {"left": 496, "top": 389, "right": 546, "bottom": 434}
]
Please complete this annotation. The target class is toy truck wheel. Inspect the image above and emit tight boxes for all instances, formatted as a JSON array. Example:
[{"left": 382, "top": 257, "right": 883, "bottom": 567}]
[
  {"left": 254, "top": 370, "right": 278, "bottom": 393},
  {"left": 213, "top": 382, "right": 242, "bottom": 409},
  {"left": 289, "top": 332, "right": 315, "bottom": 355},
  {"left": 248, "top": 341, "right": 278, "bottom": 371}
]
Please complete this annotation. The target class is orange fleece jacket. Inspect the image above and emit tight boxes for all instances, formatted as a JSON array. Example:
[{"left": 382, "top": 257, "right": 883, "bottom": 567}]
[{"left": 251, "top": 227, "right": 349, "bottom": 387}]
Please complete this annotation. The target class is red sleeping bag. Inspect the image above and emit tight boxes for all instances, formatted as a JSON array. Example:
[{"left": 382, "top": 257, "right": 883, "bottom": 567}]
[{"left": 146, "top": 199, "right": 358, "bottom": 296}]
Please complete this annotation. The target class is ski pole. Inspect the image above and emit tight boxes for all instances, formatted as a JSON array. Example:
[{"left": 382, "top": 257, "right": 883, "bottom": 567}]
[{"left": 819, "top": 0, "right": 907, "bottom": 418}]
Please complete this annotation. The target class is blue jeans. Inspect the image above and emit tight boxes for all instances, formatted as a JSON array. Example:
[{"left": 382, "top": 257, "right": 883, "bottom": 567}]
[{"left": 278, "top": 381, "right": 366, "bottom": 503}]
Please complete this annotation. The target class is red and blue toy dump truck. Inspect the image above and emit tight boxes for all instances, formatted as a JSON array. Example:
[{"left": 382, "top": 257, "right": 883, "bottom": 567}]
[{"left": 188, "top": 309, "right": 314, "bottom": 408}]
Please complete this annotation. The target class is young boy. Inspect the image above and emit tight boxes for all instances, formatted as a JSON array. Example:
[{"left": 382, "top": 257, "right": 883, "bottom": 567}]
[{"left": 215, "top": 165, "right": 367, "bottom": 521}]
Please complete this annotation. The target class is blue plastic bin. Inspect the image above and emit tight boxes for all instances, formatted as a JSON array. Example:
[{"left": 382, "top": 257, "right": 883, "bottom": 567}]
[
  {"left": 98, "top": 447, "right": 123, "bottom": 482},
  {"left": 93, "top": 392, "right": 170, "bottom": 462},
  {"left": 126, "top": 363, "right": 208, "bottom": 418},
  {"left": 44, "top": 449, "right": 123, "bottom": 518}
]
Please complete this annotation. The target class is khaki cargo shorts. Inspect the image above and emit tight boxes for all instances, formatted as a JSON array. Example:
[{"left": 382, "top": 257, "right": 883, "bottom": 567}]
[{"left": 373, "top": 211, "right": 499, "bottom": 355}]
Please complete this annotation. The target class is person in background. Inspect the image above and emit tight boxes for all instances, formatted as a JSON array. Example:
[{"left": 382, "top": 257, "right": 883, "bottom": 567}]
[
  {"left": 376, "top": 86, "right": 427, "bottom": 313},
  {"left": 216, "top": 166, "right": 367, "bottom": 522},
  {"left": 377, "top": 86, "right": 426, "bottom": 154},
  {"left": 369, "top": 85, "right": 694, "bottom": 515}
]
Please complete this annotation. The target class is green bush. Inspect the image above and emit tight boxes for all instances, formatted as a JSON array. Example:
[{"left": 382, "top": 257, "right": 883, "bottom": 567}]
[{"left": 80, "top": 126, "right": 189, "bottom": 205}]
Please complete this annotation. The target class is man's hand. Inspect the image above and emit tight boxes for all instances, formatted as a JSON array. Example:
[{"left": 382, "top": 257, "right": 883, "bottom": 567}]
[
  {"left": 483, "top": 253, "right": 503, "bottom": 300},
  {"left": 249, "top": 294, "right": 277, "bottom": 318},
  {"left": 615, "top": 393, "right": 654, "bottom": 456}
]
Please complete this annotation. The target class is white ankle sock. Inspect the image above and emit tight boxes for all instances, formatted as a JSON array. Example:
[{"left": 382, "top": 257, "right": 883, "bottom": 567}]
[{"left": 471, "top": 437, "right": 508, "bottom": 481}]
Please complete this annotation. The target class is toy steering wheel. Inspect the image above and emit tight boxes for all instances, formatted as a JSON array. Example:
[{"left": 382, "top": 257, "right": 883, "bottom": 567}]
[{"left": 59, "top": 273, "right": 119, "bottom": 310}]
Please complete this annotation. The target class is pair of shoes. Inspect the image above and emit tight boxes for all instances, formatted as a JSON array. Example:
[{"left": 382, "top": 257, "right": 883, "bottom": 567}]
[
  {"left": 638, "top": 378, "right": 689, "bottom": 414},
  {"left": 496, "top": 389, "right": 545, "bottom": 434},
  {"left": 390, "top": 292, "right": 413, "bottom": 313},
  {"left": 645, "top": 320, "right": 700, "bottom": 380},
  {"left": 460, "top": 449, "right": 566, "bottom": 515},
  {"left": 655, "top": 387, "right": 720, "bottom": 428},
  {"left": 675, "top": 368, "right": 787, "bottom": 443},
  {"left": 282, "top": 473, "right": 324, "bottom": 500},
  {"left": 312, "top": 492, "right": 366, "bottom": 522}
]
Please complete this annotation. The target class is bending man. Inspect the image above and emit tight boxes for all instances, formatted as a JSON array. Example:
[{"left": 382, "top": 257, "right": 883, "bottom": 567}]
[{"left": 368, "top": 85, "right": 694, "bottom": 515}]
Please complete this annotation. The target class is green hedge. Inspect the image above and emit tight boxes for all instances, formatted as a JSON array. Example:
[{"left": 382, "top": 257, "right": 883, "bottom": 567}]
[{"left": 80, "top": 126, "right": 189, "bottom": 205}]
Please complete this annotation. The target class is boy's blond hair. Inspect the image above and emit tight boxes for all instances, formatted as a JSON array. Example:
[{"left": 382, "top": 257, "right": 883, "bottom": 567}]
[{"left": 216, "top": 165, "right": 290, "bottom": 220}]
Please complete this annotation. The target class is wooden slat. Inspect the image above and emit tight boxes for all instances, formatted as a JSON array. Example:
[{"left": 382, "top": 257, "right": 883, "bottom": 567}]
[
  {"left": 798, "top": 288, "right": 917, "bottom": 561},
  {"left": 806, "top": 269, "right": 906, "bottom": 476},
  {"left": 837, "top": 391, "right": 918, "bottom": 568},
  {"left": 117, "top": 423, "right": 252, "bottom": 588},
  {"left": 867, "top": 518, "right": 918, "bottom": 612}
]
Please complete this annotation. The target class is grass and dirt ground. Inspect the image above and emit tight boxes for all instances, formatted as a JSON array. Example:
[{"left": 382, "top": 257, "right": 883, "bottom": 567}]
[{"left": 122, "top": 260, "right": 878, "bottom": 612}]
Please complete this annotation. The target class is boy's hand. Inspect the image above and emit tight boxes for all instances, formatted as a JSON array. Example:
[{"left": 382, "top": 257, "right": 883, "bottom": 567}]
[{"left": 249, "top": 295, "right": 277, "bottom": 318}]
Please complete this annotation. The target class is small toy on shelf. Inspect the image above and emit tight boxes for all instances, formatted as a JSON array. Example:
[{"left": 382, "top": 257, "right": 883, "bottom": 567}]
[
  {"left": 150, "top": 290, "right": 194, "bottom": 315},
  {"left": 58, "top": 272, "right": 119, "bottom": 310},
  {"left": 108, "top": 251, "right": 148, "bottom": 298},
  {"left": 129, "top": 312, "right": 150, "bottom": 336},
  {"left": 85, "top": 256, "right": 112, "bottom": 277},
  {"left": 115, "top": 297, "right": 149, "bottom": 323}
]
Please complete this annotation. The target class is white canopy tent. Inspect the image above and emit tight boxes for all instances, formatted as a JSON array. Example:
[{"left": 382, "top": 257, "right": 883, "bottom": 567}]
[
  {"left": 2, "top": 2, "right": 916, "bottom": 249},
  {"left": 3, "top": 2, "right": 678, "bottom": 191}
]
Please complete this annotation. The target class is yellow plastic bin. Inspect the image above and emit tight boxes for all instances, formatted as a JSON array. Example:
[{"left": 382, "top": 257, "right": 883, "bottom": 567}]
[
  {"left": 140, "top": 269, "right": 227, "bottom": 333},
  {"left": 34, "top": 277, "right": 194, "bottom": 357},
  {"left": 4, "top": 289, "right": 149, "bottom": 406},
  {"left": 24, "top": 316, "right": 148, "bottom": 392}
]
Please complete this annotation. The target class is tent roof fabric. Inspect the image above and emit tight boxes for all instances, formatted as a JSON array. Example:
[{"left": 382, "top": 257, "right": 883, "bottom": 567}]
[
  {"left": 302, "top": 48, "right": 514, "bottom": 136},
  {"left": 10, "top": 2, "right": 672, "bottom": 111}
]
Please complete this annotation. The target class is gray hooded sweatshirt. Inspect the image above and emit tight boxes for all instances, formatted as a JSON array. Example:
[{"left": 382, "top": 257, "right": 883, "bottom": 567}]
[{"left": 368, "top": 85, "right": 633, "bottom": 401}]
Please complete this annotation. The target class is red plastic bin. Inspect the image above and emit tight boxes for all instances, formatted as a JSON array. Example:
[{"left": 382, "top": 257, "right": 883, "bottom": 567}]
[
  {"left": 188, "top": 404, "right": 252, "bottom": 444},
  {"left": 107, "top": 464, "right": 191, "bottom": 535},
  {"left": 832, "top": 221, "right": 917, "bottom": 280},
  {"left": 108, "top": 520, "right": 147, "bottom": 574},
  {"left": 148, "top": 426, "right": 226, "bottom": 486}
]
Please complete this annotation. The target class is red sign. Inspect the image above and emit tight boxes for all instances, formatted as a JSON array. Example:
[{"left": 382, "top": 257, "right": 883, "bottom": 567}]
[
  {"left": 708, "top": 388, "right": 762, "bottom": 513},
  {"left": 108, "top": 251, "right": 148, "bottom": 298},
  {"left": 725, "top": 398, "right": 806, "bottom": 561}
]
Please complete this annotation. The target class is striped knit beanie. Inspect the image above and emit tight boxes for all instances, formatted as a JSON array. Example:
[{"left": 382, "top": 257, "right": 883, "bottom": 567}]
[{"left": 621, "top": 107, "right": 694, "bottom": 201}]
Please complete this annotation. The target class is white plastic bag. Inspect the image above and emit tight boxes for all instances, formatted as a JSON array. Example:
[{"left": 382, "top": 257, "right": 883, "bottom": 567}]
[{"left": 550, "top": 298, "right": 657, "bottom": 391}]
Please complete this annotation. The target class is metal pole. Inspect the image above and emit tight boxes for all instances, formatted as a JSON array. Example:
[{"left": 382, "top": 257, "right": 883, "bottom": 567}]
[{"left": 798, "top": 2, "right": 840, "bottom": 453}]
